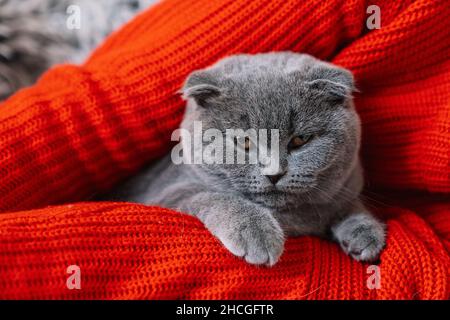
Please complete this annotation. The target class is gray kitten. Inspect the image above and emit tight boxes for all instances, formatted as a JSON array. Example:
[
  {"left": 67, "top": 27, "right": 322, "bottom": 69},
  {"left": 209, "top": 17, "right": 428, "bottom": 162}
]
[{"left": 111, "top": 52, "right": 385, "bottom": 266}]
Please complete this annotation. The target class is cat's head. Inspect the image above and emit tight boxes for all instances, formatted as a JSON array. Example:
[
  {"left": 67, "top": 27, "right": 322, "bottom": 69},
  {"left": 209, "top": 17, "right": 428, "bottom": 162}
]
[{"left": 180, "top": 52, "right": 361, "bottom": 208}]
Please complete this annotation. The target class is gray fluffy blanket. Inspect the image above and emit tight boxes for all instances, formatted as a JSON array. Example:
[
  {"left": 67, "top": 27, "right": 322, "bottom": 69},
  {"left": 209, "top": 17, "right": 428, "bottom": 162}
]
[{"left": 0, "top": 0, "right": 154, "bottom": 100}]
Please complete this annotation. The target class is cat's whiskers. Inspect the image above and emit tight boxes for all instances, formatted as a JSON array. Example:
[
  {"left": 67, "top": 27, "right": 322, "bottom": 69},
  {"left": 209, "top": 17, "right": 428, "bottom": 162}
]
[{"left": 313, "top": 175, "right": 390, "bottom": 211}]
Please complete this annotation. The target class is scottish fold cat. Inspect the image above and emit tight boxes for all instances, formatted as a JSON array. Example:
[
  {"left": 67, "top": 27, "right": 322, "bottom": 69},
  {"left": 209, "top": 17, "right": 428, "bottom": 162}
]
[{"left": 110, "top": 52, "right": 386, "bottom": 266}]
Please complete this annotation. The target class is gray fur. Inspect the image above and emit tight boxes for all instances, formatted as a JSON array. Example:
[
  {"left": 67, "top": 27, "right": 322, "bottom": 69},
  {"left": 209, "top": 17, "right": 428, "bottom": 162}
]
[
  {"left": 0, "top": 0, "right": 150, "bottom": 100},
  {"left": 111, "top": 52, "right": 386, "bottom": 265}
]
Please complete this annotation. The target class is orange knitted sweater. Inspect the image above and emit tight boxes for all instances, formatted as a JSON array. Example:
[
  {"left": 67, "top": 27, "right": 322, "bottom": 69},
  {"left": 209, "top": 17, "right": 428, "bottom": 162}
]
[{"left": 0, "top": 0, "right": 449, "bottom": 299}]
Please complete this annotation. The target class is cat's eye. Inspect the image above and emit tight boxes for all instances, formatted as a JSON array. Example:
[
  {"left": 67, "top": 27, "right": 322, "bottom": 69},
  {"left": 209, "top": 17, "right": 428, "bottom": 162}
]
[
  {"left": 288, "top": 135, "right": 312, "bottom": 150},
  {"left": 234, "top": 136, "right": 252, "bottom": 151},
  {"left": 244, "top": 137, "right": 252, "bottom": 150}
]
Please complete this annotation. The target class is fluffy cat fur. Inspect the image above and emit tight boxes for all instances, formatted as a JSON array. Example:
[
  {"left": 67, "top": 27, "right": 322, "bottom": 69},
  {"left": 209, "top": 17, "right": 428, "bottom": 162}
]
[
  {"left": 110, "top": 52, "right": 386, "bottom": 266},
  {"left": 0, "top": 0, "right": 150, "bottom": 100}
]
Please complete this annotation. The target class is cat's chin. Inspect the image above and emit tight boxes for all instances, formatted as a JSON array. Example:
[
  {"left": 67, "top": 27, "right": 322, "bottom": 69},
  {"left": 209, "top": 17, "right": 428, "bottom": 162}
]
[{"left": 242, "top": 187, "right": 311, "bottom": 209}]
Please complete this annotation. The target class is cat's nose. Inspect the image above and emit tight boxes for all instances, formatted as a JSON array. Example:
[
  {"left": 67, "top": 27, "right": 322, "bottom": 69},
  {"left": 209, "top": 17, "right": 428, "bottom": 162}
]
[{"left": 266, "top": 172, "right": 286, "bottom": 185}]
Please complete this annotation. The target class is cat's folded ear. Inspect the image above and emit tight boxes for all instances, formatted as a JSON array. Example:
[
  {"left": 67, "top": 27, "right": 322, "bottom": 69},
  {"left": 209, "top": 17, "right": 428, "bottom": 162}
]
[
  {"left": 181, "top": 70, "right": 223, "bottom": 107},
  {"left": 304, "top": 64, "right": 355, "bottom": 105}
]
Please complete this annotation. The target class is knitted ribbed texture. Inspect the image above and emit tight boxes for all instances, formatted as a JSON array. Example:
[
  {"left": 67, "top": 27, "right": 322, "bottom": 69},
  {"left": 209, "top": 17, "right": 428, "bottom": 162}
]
[
  {"left": 0, "top": 0, "right": 449, "bottom": 299},
  {"left": 0, "top": 202, "right": 448, "bottom": 299}
]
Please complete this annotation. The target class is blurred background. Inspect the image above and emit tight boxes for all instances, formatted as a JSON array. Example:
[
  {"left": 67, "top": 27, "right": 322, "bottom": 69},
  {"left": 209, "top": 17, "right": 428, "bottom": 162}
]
[{"left": 0, "top": 0, "right": 158, "bottom": 100}]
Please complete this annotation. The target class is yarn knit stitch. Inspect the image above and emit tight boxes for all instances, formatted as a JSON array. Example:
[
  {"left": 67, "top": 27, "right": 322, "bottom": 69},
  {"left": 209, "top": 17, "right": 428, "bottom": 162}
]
[{"left": 0, "top": 0, "right": 449, "bottom": 299}]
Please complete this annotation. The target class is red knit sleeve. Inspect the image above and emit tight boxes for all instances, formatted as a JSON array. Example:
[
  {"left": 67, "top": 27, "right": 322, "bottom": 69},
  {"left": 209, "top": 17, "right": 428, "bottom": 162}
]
[{"left": 0, "top": 201, "right": 448, "bottom": 299}]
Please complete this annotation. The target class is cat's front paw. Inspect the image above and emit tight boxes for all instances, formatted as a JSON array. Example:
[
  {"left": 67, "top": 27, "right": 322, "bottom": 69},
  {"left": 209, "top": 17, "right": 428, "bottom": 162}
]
[
  {"left": 332, "top": 213, "right": 385, "bottom": 262},
  {"left": 218, "top": 212, "right": 285, "bottom": 266}
]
